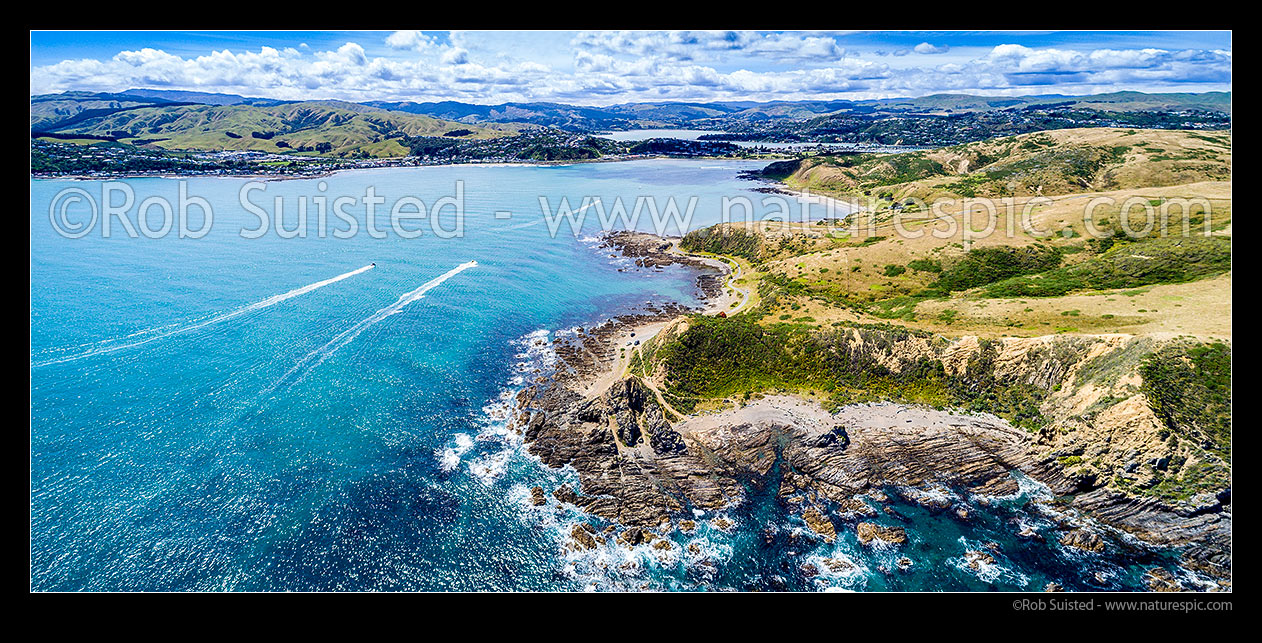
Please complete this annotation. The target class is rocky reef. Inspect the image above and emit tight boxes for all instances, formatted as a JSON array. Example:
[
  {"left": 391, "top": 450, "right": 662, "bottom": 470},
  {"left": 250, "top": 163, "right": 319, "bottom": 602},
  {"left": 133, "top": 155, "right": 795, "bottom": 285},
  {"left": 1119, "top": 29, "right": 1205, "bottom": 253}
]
[
  {"left": 512, "top": 374, "right": 1229, "bottom": 584},
  {"left": 600, "top": 231, "right": 726, "bottom": 299},
  {"left": 509, "top": 231, "right": 1230, "bottom": 587}
]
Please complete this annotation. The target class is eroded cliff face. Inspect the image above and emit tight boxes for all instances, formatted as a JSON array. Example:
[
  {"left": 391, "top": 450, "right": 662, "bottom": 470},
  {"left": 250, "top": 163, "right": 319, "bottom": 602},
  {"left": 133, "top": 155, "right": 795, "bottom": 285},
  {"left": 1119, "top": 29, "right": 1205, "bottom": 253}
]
[{"left": 509, "top": 327, "right": 1230, "bottom": 581}]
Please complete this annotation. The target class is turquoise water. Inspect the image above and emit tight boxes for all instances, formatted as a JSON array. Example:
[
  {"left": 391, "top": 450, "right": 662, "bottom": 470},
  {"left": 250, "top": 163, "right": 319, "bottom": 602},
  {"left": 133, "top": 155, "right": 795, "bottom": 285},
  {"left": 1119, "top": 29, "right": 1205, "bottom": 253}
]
[{"left": 30, "top": 160, "right": 1192, "bottom": 591}]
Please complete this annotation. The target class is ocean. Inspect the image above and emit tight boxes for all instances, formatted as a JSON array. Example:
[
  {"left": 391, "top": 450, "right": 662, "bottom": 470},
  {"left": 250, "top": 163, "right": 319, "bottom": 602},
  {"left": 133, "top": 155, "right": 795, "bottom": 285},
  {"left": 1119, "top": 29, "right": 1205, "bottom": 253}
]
[{"left": 30, "top": 159, "right": 1192, "bottom": 591}]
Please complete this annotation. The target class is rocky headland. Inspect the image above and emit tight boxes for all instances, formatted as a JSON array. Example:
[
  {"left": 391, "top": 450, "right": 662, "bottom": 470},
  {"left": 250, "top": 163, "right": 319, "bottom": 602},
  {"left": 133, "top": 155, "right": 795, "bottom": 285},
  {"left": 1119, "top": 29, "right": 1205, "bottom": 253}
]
[{"left": 506, "top": 231, "right": 1231, "bottom": 589}]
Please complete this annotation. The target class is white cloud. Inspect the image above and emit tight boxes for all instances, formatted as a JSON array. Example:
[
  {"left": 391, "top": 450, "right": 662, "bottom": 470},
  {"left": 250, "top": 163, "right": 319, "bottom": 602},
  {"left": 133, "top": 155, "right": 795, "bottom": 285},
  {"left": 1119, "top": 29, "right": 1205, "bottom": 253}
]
[
  {"left": 28, "top": 33, "right": 1232, "bottom": 105},
  {"left": 913, "top": 42, "right": 950, "bottom": 55},
  {"left": 440, "top": 47, "right": 469, "bottom": 65},
  {"left": 385, "top": 30, "right": 437, "bottom": 51},
  {"left": 571, "top": 30, "right": 846, "bottom": 63}
]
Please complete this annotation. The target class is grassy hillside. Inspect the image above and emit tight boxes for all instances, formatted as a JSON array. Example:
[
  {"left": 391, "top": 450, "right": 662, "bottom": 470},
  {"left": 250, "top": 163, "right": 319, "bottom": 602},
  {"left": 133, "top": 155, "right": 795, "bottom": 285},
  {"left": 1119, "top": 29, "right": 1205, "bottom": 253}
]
[
  {"left": 30, "top": 91, "right": 182, "bottom": 131},
  {"left": 647, "top": 127, "right": 1232, "bottom": 506},
  {"left": 684, "top": 128, "right": 1232, "bottom": 342},
  {"left": 41, "top": 101, "right": 521, "bottom": 158},
  {"left": 767, "top": 128, "right": 1231, "bottom": 202}
]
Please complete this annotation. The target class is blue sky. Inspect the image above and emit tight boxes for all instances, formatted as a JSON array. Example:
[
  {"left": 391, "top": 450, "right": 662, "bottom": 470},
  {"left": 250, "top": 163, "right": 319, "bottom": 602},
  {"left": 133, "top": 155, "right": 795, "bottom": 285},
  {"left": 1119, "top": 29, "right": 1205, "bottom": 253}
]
[{"left": 29, "top": 30, "right": 1232, "bottom": 105}]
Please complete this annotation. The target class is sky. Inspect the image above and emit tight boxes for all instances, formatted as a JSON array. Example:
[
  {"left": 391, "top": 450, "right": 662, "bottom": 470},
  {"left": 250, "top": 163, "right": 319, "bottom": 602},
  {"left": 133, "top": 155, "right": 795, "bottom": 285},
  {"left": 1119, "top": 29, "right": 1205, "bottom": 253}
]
[{"left": 29, "top": 30, "right": 1232, "bottom": 105}]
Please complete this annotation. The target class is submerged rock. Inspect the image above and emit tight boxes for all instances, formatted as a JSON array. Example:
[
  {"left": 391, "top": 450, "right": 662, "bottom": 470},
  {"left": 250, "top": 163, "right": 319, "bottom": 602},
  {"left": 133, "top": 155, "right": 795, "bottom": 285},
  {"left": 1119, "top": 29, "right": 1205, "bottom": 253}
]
[
  {"left": 965, "top": 550, "right": 996, "bottom": 570},
  {"left": 1017, "top": 525, "right": 1044, "bottom": 541},
  {"left": 823, "top": 557, "right": 856, "bottom": 573}
]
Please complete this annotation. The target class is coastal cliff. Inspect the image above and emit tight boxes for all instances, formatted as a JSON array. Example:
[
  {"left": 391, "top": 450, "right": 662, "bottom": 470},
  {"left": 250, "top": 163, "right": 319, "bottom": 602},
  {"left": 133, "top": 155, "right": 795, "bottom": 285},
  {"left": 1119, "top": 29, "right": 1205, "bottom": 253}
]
[{"left": 509, "top": 232, "right": 1230, "bottom": 588}]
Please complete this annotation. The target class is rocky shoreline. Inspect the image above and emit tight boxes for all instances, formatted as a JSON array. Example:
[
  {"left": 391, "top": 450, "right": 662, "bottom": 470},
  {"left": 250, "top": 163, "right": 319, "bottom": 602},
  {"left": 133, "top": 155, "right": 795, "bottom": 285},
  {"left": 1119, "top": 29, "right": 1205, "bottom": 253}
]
[
  {"left": 597, "top": 231, "right": 727, "bottom": 299},
  {"left": 504, "top": 231, "right": 1230, "bottom": 590}
]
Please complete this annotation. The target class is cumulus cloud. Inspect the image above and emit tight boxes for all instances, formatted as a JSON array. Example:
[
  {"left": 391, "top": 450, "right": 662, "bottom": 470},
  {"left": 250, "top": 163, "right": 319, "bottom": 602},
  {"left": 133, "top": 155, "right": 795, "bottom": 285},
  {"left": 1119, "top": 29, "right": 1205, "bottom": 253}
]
[
  {"left": 968, "top": 44, "right": 1232, "bottom": 86},
  {"left": 440, "top": 47, "right": 469, "bottom": 65},
  {"left": 385, "top": 30, "right": 438, "bottom": 51},
  {"left": 28, "top": 32, "right": 1232, "bottom": 105},
  {"left": 913, "top": 42, "right": 949, "bottom": 54},
  {"left": 571, "top": 30, "right": 846, "bottom": 63}
]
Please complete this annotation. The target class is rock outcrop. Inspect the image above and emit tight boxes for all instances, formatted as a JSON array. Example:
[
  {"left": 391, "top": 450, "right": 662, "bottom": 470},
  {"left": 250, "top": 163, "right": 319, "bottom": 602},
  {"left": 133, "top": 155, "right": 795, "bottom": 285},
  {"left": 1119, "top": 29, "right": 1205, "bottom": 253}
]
[
  {"left": 802, "top": 506, "right": 836, "bottom": 542},
  {"left": 510, "top": 247, "right": 1230, "bottom": 581},
  {"left": 856, "top": 522, "right": 908, "bottom": 546},
  {"left": 513, "top": 374, "right": 1229, "bottom": 580}
]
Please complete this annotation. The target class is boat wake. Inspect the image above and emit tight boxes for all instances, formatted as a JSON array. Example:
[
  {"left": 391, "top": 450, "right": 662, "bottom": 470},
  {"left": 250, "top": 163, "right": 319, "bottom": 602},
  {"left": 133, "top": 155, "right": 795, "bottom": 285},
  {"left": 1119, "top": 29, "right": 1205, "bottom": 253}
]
[
  {"left": 32, "top": 264, "right": 376, "bottom": 368},
  {"left": 489, "top": 198, "right": 601, "bottom": 234},
  {"left": 266, "top": 261, "right": 478, "bottom": 391}
]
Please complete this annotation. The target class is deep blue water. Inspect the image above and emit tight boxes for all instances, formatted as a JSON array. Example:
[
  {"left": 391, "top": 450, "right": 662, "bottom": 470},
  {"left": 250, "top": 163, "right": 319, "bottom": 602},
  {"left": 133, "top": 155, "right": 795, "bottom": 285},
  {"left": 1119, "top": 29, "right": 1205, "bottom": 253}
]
[{"left": 30, "top": 160, "right": 1196, "bottom": 591}]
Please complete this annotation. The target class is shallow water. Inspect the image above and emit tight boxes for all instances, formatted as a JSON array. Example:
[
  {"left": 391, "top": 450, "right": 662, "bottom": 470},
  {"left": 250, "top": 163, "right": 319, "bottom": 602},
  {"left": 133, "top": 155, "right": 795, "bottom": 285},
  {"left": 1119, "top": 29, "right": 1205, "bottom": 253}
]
[{"left": 30, "top": 160, "right": 1193, "bottom": 591}]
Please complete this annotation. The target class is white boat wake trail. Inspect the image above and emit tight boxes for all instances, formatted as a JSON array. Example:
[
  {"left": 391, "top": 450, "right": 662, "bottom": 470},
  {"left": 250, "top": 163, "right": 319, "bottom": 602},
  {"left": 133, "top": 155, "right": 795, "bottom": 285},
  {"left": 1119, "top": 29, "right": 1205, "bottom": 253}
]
[
  {"left": 32, "top": 264, "right": 376, "bottom": 368},
  {"left": 490, "top": 198, "right": 601, "bottom": 234},
  {"left": 266, "top": 261, "right": 478, "bottom": 392}
]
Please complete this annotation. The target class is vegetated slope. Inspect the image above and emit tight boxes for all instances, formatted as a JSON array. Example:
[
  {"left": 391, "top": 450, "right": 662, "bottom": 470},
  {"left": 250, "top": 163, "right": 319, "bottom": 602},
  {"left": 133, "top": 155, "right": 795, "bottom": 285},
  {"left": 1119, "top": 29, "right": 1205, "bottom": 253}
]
[
  {"left": 640, "top": 313, "right": 1231, "bottom": 516},
  {"left": 865, "top": 91, "right": 1233, "bottom": 115},
  {"left": 43, "top": 101, "right": 520, "bottom": 157},
  {"left": 30, "top": 91, "right": 184, "bottom": 131},
  {"left": 369, "top": 92, "right": 1231, "bottom": 130},
  {"left": 367, "top": 100, "right": 741, "bottom": 129},
  {"left": 766, "top": 128, "right": 1231, "bottom": 201},
  {"left": 366, "top": 100, "right": 636, "bottom": 130},
  {"left": 657, "top": 123, "right": 1233, "bottom": 514}
]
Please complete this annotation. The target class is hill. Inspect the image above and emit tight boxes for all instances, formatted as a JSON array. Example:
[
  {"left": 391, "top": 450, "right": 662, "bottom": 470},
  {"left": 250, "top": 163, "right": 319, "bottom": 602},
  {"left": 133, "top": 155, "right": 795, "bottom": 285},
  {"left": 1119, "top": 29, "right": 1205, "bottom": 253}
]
[
  {"left": 764, "top": 128, "right": 1231, "bottom": 202},
  {"left": 365, "top": 100, "right": 632, "bottom": 130},
  {"left": 619, "top": 127, "right": 1232, "bottom": 519},
  {"left": 685, "top": 127, "right": 1231, "bottom": 343},
  {"left": 865, "top": 91, "right": 1232, "bottom": 115},
  {"left": 35, "top": 100, "right": 521, "bottom": 158},
  {"left": 34, "top": 90, "right": 1231, "bottom": 139},
  {"left": 30, "top": 91, "right": 186, "bottom": 131}
]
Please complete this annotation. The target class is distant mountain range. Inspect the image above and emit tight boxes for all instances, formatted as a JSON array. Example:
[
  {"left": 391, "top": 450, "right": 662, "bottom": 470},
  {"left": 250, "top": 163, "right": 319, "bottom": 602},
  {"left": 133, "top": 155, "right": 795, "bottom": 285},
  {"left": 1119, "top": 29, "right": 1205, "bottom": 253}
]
[{"left": 30, "top": 89, "right": 1230, "bottom": 157}]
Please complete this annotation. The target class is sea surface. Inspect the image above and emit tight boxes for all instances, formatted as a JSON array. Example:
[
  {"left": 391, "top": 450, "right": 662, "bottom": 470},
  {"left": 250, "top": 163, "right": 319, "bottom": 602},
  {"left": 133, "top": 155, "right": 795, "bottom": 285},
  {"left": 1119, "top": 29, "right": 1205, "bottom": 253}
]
[{"left": 31, "top": 159, "right": 1194, "bottom": 591}]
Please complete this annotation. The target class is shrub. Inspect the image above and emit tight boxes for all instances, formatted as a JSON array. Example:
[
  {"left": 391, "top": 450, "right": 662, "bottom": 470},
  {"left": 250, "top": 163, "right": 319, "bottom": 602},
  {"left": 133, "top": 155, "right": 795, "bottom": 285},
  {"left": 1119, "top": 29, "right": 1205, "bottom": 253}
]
[
  {"left": 984, "top": 236, "right": 1230, "bottom": 298},
  {"left": 934, "top": 246, "right": 1063, "bottom": 292},
  {"left": 907, "top": 258, "right": 942, "bottom": 273}
]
